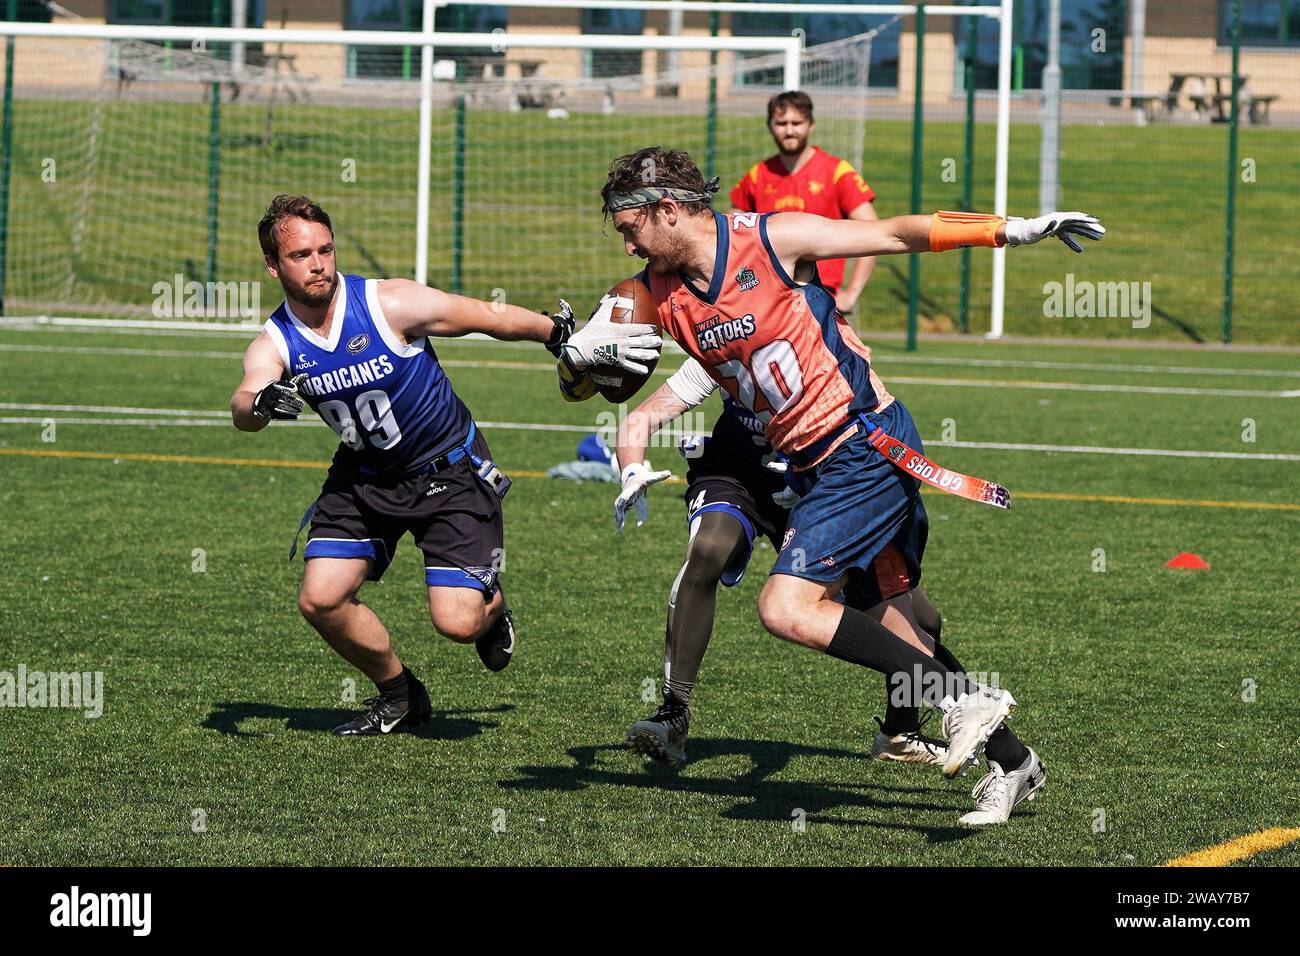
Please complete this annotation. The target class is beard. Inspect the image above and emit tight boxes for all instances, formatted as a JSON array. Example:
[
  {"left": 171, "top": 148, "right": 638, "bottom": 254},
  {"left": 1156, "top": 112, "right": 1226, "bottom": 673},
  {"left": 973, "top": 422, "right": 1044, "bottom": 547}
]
[
  {"left": 778, "top": 134, "right": 809, "bottom": 158},
  {"left": 286, "top": 272, "right": 335, "bottom": 308},
  {"left": 646, "top": 230, "right": 694, "bottom": 275}
]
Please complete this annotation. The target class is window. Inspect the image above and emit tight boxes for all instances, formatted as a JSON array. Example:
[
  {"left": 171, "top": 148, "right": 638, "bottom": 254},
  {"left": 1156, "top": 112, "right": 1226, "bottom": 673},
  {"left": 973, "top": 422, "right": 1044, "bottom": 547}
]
[
  {"left": 732, "top": 2, "right": 900, "bottom": 89},
  {"left": 1219, "top": 0, "right": 1300, "bottom": 47},
  {"left": 109, "top": 0, "right": 265, "bottom": 26},
  {"left": 581, "top": 9, "right": 644, "bottom": 80},
  {"left": 957, "top": 0, "right": 1126, "bottom": 92},
  {"left": 4, "top": 0, "right": 54, "bottom": 21},
  {"left": 108, "top": 1, "right": 266, "bottom": 61},
  {"left": 346, "top": 1, "right": 507, "bottom": 80}
]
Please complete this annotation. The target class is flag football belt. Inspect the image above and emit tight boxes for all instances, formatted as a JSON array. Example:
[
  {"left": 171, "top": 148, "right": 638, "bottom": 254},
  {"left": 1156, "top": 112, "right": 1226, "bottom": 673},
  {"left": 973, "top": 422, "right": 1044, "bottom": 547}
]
[
  {"left": 859, "top": 415, "right": 1011, "bottom": 510},
  {"left": 288, "top": 423, "right": 512, "bottom": 560},
  {"left": 415, "top": 422, "right": 512, "bottom": 500}
]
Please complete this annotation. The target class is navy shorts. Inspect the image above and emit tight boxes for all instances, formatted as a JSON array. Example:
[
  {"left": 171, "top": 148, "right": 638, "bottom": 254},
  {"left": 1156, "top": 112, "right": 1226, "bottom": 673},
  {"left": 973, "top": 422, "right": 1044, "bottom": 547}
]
[
  {"left": 302, "top": 431, "right": 504, "bottom": 594},
  {"left": 683, "top": 412, "right": 790, "bottom": 587},
  {"left": 771, "top": 399, "right": 929, "bottom": 610}
]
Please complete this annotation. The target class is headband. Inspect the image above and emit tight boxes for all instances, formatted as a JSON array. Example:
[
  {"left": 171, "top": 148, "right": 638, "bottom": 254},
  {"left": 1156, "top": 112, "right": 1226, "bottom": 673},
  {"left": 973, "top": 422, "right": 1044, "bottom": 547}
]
[{"left": 605, "top": 176, "right": 722, "bottom": 213}]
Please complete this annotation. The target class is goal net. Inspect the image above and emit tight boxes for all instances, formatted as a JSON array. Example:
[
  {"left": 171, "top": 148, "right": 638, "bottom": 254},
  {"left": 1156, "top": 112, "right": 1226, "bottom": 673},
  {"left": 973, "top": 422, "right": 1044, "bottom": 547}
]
[{"left": 0, "top": 14, "right": 1003, "bottom": 336}]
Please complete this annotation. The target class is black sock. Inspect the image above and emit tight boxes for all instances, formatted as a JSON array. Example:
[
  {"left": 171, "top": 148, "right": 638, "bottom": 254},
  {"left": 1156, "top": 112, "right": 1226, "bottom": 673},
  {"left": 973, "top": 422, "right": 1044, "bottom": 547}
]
[
  {"left": 826, "top": 607, "right": 974, "bottom": 707},
  {"left": 881, "top": 674, "right": 920, "bottom": 734},
  {"left": 984, "top": 725, "right": 1030, "bottom": 772},
  {"left": 375, "top": 666, "right": 414, "bottom": 702}
]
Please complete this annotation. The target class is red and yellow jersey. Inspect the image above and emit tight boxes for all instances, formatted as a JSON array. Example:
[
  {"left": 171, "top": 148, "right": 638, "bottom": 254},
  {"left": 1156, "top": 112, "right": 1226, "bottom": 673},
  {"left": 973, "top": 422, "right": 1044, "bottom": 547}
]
[
  {"left": 729, "top": 147, "right": 876, "bottom": 294},
  {"left": 645, "top": 211, "right": 892, "bottom": 467}
]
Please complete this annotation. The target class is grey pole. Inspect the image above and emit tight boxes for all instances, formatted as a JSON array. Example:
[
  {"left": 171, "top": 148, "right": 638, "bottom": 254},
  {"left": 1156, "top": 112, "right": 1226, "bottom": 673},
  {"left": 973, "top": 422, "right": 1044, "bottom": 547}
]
[
  {"left": 1128, "top": 0, "right": 1147, "bottom": 123},
  {"left": 231, "top": 0, "right": 247, "bottom": 78},
  {"left": 663, "top": 7, "right": 683, "bottom": 97},
  {"left": 1039, "top": 0, "right": 1061, "bottom": 214}
]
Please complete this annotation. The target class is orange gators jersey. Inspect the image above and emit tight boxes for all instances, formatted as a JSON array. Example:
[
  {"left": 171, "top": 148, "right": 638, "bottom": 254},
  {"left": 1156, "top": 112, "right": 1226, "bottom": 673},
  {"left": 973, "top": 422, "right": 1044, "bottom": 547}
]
[
  {"left": 646, "top": 211, "right": 893, "bottom": 466},
  {"left": 729, "top": 147, "right": 876, "bottom": 294}
]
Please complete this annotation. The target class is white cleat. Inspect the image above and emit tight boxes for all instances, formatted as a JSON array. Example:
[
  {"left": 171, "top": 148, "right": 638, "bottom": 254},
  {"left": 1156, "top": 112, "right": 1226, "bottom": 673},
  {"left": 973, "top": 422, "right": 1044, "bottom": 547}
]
[
  {"left": 941, "top": 686, "right": 1016, "bottom": 779},
  {"left": 869, "top": 717, "right": 948, "bottom": 766},
  {"left": 627, "top": 693, "right": 690, "bottom": 768},
  {"left": 959, "top": 748, "right": 1046, "bottom": 825}
]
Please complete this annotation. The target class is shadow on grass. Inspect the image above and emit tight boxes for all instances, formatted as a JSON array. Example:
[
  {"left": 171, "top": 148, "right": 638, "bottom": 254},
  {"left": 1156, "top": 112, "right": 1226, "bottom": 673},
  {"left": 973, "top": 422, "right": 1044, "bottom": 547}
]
[
  {"left": 501, "top": 737, "right": 975, "bottom": 842},
  {"left": 202, "top": 701, "right": 513, "bottom": 740}
]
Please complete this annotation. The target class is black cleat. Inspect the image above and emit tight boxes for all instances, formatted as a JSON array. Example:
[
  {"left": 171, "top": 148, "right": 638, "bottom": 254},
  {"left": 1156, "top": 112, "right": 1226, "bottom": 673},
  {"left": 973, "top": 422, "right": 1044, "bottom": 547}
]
[
  {"left": 627, "top": 690, "right": 691, "bottom": 768},
  {"left": 475, "top": 608, "right": 516, "bottom": 672},
  {"left": 331, "top": 678, "right": 432, "bottom": 736}
]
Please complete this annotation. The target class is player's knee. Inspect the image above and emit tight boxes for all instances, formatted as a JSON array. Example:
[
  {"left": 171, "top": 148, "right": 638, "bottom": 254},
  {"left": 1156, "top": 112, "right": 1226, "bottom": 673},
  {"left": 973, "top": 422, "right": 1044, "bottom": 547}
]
[
  {"left": 757, "top": 588, "right": 800, "bottom": 644},
  {"left": 297, "top": 587, "right": 348, "bottom": 624},
  {"left": 430, "top": 605, "right": 485, "bottom": 644},
  {"left": 685, "top": 515, "right": 745, "bottom": 583}
]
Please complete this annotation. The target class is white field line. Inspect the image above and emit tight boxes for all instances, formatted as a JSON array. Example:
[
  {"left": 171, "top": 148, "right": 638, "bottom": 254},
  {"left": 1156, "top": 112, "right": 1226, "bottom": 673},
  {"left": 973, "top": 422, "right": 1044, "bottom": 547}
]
[
  {"left": 2, "top": 406, "right": 1298, "bottom": 461},
  {"left": 0, "top": 342, "right": 246, "bottom": 360},
  {"left": 4, "top": 325, "right": 1300, "bottom": 380},
  {"left": 930, "top": 440, "right": 1300, "bottom": 462},
  {"left": 881, "top": 355, "right": 1300, "bottom": 379},
  {"left": 884, "top": 375, "right": 1300, "bottom": 399},
  {"left": 9, "top": 342, "right": 1294, "bottom": 397}
]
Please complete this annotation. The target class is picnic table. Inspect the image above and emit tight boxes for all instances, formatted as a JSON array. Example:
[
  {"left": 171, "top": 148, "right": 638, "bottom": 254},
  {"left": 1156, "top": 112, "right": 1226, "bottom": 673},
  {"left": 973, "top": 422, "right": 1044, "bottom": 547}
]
[{"left": 1160, "top": 72, "right": 1278, "bottom": 125}]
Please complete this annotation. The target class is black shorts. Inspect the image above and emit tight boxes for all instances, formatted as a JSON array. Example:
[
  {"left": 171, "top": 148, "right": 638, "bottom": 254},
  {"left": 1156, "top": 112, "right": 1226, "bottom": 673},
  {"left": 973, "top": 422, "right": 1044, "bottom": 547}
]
[
  {"left": 683, "top": 414, "right": 790, "bottom": 587},
  {"left": 302, "top": 431, "right": 504, "bottom": 594}
]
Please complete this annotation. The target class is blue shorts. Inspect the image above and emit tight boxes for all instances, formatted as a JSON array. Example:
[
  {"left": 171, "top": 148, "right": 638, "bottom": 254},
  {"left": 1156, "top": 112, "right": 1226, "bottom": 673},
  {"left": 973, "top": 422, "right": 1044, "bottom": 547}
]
[{"left": 771, "top": 400, "right": 928, "bottom": 609}]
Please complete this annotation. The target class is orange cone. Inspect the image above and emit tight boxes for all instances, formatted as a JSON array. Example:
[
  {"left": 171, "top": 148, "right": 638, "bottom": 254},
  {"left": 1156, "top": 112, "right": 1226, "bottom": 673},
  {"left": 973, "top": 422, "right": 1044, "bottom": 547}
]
[{"left": 1164, "top": 552, "right": 1210, "bottom": 570}]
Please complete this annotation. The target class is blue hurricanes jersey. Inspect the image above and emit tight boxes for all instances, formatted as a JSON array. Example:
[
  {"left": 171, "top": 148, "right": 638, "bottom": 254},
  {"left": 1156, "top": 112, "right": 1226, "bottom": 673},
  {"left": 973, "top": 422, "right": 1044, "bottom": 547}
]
[{"left": 263, "top": 274, "right": 472, "bottom": 476}]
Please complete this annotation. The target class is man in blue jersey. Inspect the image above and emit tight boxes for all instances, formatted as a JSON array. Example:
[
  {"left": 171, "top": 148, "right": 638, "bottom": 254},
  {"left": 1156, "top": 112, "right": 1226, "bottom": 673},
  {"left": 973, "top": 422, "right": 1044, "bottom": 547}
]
[{"left": 230, "top": 194, "right": 661, "bottom": 736}]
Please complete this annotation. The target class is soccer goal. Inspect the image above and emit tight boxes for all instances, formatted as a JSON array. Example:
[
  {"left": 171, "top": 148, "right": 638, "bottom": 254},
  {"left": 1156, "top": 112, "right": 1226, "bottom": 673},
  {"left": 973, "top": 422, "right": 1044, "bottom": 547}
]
[{"left": 0, "top": 2, "right": 1013, "bottom": 338}]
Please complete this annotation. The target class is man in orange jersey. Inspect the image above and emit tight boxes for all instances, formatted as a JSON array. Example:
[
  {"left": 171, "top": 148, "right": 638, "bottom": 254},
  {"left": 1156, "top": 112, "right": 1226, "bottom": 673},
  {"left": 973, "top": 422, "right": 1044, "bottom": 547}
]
[
  {"left": 729, "top": 91, "right": 878, "bottom": 316},
  {"left": 590, "top": 147, "right": 1102, "bottom": 824}
]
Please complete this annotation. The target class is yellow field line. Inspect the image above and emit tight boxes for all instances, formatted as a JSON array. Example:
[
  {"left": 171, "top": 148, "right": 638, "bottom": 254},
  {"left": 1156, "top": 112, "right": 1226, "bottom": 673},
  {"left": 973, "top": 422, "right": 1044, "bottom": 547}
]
[
  {"left": 4, "top": 446, "right": 1299, "bottom": 513},
  {"left": 1013, "top": 490, "right": 1300, "bottom": 512},
  {"left": 1164, "top": 827, "right": 1300, "bottom": 867},
  {"left": 0, "top": 447, "right": 323, "bottom": 470}
]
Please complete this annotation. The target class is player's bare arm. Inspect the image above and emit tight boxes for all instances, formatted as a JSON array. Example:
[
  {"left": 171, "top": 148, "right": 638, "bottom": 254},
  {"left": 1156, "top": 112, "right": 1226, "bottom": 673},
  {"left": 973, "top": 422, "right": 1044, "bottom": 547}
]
[
  {"left": 615, "top": 380, "right": 692, "bottom": 472},
  {"left": 230, "top": 330, "right": 292, "bottom": 432},
  {"left": 613, "top": 362, "right": 714, "bottom": 532},
  {"left": 376, "top": 277, "right": 558, "bottom": 344},
  {"left": 835, "top": 200, "right": 879, "bottom": 314},
  {"left": 765, "top": 208, "right": 1104, "bottom": 278}
]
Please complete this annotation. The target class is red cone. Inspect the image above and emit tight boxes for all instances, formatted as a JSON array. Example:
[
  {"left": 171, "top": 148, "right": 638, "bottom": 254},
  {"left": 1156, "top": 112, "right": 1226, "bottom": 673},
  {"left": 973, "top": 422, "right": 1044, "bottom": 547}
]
[{"left": 1164, "top": 552, "right": 1210, "bottom": 570}]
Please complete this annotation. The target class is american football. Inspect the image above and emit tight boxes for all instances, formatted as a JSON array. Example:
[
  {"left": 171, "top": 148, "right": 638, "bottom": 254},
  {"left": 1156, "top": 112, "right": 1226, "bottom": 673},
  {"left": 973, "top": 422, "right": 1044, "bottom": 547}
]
[{"left": 589, "top": 277, "right": 659, "bottom": 403}]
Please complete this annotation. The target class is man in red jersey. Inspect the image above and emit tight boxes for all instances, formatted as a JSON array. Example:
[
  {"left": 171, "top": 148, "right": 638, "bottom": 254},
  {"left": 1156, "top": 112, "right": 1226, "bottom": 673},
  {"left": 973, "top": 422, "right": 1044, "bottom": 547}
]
[
  {"left": 594, "top": 147, "right": 1103, "bottom": 824},
  {"left": 730, "top": 91, "right": 878, "bottom": 315}
]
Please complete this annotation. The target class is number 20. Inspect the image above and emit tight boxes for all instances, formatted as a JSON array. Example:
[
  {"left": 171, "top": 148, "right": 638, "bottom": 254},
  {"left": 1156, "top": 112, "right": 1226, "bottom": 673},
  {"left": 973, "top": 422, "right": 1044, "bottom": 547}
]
[{"left": 716, "top": 339, "right": 804, "bottom": 426}]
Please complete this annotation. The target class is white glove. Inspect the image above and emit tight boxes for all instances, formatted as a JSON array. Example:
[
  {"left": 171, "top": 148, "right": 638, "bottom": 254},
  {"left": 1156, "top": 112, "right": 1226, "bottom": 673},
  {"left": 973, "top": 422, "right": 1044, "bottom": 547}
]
[
  {"left": 614, "top": 461, "right": 673, "bottom": 532},
  {"left": 561, "top": 294, "right": 662, "bottom": 373},
  {"left": 1004, "top": 211, "right": 1105, "bottom": 253}
]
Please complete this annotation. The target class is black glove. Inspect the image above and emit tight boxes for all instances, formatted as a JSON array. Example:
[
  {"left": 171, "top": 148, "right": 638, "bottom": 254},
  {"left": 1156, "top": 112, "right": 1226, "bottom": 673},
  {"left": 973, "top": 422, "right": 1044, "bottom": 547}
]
[
  {"left": 543, "top": 298, "right": 576, "bottom": 358},
  {"left": 253, "top": 373, "right": 308, "bottom": 421}
]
